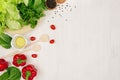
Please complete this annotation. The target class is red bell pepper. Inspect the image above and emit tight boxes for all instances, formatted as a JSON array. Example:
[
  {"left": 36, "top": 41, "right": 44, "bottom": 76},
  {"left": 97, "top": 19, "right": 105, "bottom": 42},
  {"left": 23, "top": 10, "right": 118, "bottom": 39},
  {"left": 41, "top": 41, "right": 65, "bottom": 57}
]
[
  {"left": 22, "top": 64, "right": 37, "bottom": 80},
  {"left": 13, "top": 54, "right": 27, "bottom": 67},
  {"left": 0, "top": 59, "right": 8, "bottom": 71}
]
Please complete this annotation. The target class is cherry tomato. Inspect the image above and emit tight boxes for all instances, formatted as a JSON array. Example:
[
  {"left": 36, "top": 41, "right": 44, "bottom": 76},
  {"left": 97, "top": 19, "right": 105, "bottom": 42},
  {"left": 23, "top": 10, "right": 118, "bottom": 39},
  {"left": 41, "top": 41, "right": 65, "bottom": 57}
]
[
  {"left": 50, "top": 25, "right": 56, "bottom": 30},
  {"left": 30, "top": 36, "right": 36, "bottom": 41},
  {"left": 50, "top": 39, "right": 55, "bottom": 44},
  {"left": 32, "top": 54, "right": 38, "bottom": 58}
]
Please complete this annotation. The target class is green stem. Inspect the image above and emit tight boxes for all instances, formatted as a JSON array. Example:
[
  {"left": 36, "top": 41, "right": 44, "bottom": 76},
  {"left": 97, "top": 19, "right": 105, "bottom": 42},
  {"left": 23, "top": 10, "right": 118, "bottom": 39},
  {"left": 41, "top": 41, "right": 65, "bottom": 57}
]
[
  {"left": 17, "top": 59, "right": 26, "bottom": 64},
  {"left": 25, "top": 71, "right": 31, "bottom": 80}
]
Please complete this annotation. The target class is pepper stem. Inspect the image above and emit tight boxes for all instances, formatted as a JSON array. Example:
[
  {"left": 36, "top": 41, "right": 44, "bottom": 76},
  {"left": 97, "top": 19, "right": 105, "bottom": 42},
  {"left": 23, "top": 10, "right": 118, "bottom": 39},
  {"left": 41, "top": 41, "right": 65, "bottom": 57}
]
[
  {"left": 17, "top": 59, "right": 26, "bottom": 64},
  {"left": 25, "top": 71, "right": 31, "bottom": 80}
]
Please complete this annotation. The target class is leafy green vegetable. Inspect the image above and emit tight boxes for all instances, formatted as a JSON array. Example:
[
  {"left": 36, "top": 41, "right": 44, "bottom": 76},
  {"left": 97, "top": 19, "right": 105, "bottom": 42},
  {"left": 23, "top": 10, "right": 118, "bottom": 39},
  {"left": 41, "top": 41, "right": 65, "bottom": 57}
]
[
  {"left": 0, "top": 0, "right": 24, "bottom": 32},
  {"left": 23, "top": 0, "right": 29, "bottom": 6},
  {"left": 0, "top": 71, "right": 9, "bottom": 80},
  {"left": 6, "top": 19, "right": 21, "bottom": 30},
  {"left": 0, "top": 33, "right": 12, "bottom": 49},
  {"left": 0, "top": 0, "right": 47, "bottom": 31},
  {"left": 0, "top": 67, "right": 21, "bottom": 80},
  {"left": 17, "top": 0, "right": 47, "bottom": 28},
  {"left": 0, "top": 0, "right": 47, "bottom": 49}
]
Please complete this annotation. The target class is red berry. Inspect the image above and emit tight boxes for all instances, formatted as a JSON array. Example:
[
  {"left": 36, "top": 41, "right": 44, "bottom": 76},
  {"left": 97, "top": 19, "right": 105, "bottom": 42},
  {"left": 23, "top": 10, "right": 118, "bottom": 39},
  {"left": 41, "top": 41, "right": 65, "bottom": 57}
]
[
  {"left": 0, "top": 59, "right": 8, "bottom": 71},
  {"left": 30, "top": 36, "right": 36, "bottom": 41},
  {"left": 32, "top": 54, "right": 38, "bottom": 58},
  {"left": 50, "top": 25, "right": 56, "bottom": 30},
  {"left": 50, "top": 39, "right": 55, "bottom": 44}
]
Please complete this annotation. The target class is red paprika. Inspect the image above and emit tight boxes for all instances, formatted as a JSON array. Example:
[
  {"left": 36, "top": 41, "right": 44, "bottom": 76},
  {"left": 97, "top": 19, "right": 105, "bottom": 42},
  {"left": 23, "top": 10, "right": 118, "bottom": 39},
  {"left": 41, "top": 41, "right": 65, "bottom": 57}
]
[
  {"left": 13, "top": 54, "right": 27, "bottom": 67},
  {"left": 22, "top": 64, "right": 37, "bottom": 80},
  {"left": 0, "top": 59, "right": 8, "bottom": 71}
]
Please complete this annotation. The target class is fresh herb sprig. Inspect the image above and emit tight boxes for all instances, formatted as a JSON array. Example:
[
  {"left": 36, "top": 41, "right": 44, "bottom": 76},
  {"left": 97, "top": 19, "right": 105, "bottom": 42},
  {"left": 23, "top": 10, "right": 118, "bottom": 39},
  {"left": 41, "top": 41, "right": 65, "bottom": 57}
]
[{"left": 17, "top": 0, "right": 47, "bottom": 28}]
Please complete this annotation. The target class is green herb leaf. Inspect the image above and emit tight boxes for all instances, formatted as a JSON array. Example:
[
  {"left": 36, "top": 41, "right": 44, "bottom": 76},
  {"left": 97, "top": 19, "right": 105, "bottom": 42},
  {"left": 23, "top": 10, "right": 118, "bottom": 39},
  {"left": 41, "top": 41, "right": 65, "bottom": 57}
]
[
  {"left": 17, "top": 0, "right": 47, "bottom": 29},
  {"left": 28, "top": 0, "right": 35, "bottom": 8},
  {"left": 0, "top": 67, "right": 21, "bottom": 80},
  {"left": 0, "top": 33, "right": 12, "bottom": 43},
  {"left": 0, "top": 33, "right": 12, "bottom": 49},
  {"left": 0, "top": 72, "right": 9, "bottom": 80}
]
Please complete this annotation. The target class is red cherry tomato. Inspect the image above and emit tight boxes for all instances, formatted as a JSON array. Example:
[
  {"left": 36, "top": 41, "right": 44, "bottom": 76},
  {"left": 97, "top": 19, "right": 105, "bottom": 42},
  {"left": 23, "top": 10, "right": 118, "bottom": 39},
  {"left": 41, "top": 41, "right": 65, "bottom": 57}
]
[
  {"left": 32, "top": 54, "right": 38, "bottom": 58},
  {"left": 50, "top": 39, "right": 55, "bottom": 44},
  {"left": 30, "top": 36, "right": 36, "bottom": 41},
  {"left": 50, "top": 25, "right": 56, "bottom": 30}
]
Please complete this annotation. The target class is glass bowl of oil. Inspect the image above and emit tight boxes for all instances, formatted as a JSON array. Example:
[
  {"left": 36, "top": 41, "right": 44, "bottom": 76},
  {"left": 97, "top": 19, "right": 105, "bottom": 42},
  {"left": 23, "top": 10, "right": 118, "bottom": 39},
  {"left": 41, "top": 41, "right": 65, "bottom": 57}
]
[{"left": 11, "top": 34, "right": 27, "bottom": 50}]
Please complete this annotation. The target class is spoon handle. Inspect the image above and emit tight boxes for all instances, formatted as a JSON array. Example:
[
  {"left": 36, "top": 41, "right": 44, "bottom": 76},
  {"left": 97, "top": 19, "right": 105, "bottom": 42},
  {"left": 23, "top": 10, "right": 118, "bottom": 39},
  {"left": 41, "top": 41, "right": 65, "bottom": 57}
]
[
  {"left": 2, "top": 48, "right": 31, "bottom": 58},
  {"left": 25, "top": 41, "right": 39, "bottom": 48}
]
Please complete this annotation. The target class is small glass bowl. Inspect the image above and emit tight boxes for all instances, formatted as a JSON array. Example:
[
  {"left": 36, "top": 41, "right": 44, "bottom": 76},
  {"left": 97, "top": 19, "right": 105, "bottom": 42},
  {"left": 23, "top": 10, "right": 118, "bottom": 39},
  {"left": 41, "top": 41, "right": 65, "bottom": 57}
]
[{"left": 11, "top": 34, "right": 27, "bottom": 50}]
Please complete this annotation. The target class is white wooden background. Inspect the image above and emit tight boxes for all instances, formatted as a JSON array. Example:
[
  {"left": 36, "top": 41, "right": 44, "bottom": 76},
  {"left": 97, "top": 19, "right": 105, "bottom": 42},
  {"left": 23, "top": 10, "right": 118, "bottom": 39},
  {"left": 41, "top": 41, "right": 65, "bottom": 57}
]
[
  {"left": 53, "top": 0, "right": 120, "bottom": 80},
  {"left": 1, "top": 0, "right": 120, "bottom": 80}
]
